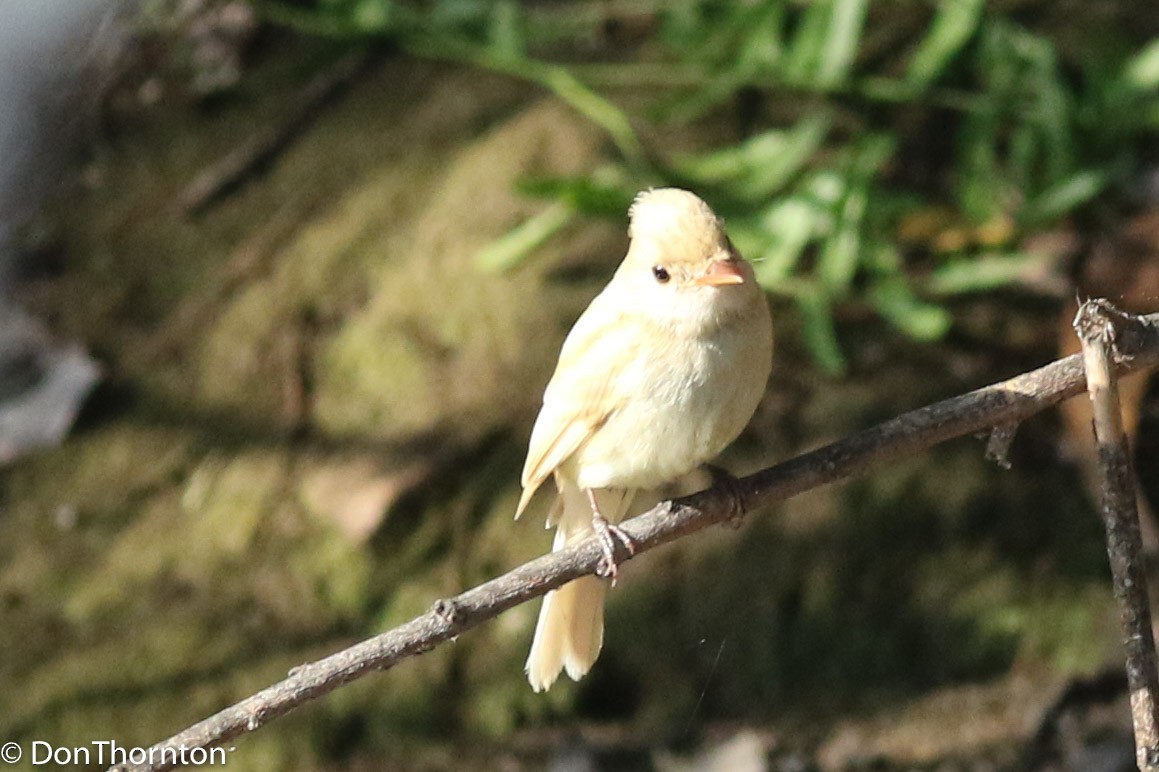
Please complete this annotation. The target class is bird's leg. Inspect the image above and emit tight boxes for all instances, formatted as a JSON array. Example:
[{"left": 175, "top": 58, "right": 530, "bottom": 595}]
[
  {"left": 585, "top": 488, "right": 636, "bottom": 585},
  {"left": 704, "top": 464, "right": 746, "bottom": 529}
]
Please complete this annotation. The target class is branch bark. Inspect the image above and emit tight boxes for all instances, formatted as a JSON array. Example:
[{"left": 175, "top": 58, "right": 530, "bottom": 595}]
[
  {"left": 112, "top": 306, "right": 1159, "bottom": 772},
  {"left": 1075, "top": 299, "right": 1159, "bottom": 770}
]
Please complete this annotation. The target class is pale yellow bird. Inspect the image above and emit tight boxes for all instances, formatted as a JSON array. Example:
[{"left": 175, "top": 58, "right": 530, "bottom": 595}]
[{"left": 516, "top": 188, "right": 774, "bottom": 692}]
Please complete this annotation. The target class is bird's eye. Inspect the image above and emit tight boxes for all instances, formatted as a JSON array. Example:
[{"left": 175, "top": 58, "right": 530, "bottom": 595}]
[{"left": 652, "top": 266, "right": 671, "bottom": 283}]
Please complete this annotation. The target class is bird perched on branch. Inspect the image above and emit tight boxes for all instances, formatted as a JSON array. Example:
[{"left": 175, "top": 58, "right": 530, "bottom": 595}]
[{"left": 516, "top": 188, "right": 773, "bottom": 692}]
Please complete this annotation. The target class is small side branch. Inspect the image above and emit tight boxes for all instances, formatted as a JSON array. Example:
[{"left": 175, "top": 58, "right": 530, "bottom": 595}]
[
  {"left": 112, "top": 306, "right": 1159, "bottom": 772},
  {"left": 1074, "top": 299, "right": 1159, "bottom": 770},
  {"left": 984, "top": 421, "right": 1019, "bottom": 469}
]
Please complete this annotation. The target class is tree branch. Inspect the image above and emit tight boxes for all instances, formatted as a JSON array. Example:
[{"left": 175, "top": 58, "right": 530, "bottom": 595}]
[
  {"left": 112, "top": 306, "right": 1159, "bottom": 772},
  {"left": 1075, "top": 300, "right": 1159, "bottom": 770}
]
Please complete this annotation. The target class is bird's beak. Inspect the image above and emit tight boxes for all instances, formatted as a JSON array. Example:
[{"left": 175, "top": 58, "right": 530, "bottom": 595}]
[{"left": 695, "top": 259, "right": 746, "bottom": 287}]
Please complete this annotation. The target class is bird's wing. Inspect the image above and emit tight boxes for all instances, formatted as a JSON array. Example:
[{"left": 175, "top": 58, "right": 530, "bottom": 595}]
[{"left": 515, "top": 295, "right": 636, "bottom": 519}]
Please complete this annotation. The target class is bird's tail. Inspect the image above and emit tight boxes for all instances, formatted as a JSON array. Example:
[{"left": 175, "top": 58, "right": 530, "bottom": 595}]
[{"left": 525, "top": 481, "right": 633, "bottom": 692}]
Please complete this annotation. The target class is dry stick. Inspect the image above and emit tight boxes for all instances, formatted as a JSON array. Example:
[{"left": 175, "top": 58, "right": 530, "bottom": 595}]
[
  {"left": 1075, "top": 299, "right": 1159, "bottom": 770},
  {"left": 113, "top": 307, "right": 1159, "bottom": 772}
]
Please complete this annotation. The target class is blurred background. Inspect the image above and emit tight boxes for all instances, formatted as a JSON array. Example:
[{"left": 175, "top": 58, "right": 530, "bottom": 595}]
[{"left": 3, "top": 0, "right": 1159, "bottom": 769}]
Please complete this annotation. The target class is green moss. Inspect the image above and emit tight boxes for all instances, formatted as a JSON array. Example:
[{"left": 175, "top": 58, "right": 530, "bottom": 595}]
[
  {"left": 315, "top": 325, "right": 433, "bottom": 436},
  {"left": 310, "top": 100, "right": 609, "bottom": 444},
  {"left": 184, "top": 452, "right": 287, "bottom": 556},
  {"left": 285, "top": 529, "right": 372, "bottom": 621}
]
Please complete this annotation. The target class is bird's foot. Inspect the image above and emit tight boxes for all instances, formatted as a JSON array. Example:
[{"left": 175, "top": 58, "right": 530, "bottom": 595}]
[
  {"left": 592, "top": 513, "right": 636, "bottom": 586},
  {"left": 584, "top": 489, "right": 637, "bottom": 585},
  {"left": 704, "top": 464, "right": 746, "bottom": 529}
]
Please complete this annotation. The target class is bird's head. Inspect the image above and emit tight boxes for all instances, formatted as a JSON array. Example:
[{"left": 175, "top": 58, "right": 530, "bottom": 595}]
[{"left": 614, "top": 188, "right": 760, "bottom": 325}]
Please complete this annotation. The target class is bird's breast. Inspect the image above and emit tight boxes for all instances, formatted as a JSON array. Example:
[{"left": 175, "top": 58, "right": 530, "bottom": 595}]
[{"left": 572, "top": 310, "right": 771, "bottom": 491}]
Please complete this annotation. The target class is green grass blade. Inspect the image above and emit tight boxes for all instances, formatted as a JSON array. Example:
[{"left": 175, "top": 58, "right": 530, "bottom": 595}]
[
  {"left": 795, "top": 286, "right": 847, "bottom": 374},
  {"left": 754, "top": 197, "right": 824, "bottom": 283},
  {"left": 907, "top": 0, "right": 985, "bottom": 89},
  {"left": 1124, "top": 37, "right": 1159, "bottom": 91},
  {"left": 403, "top": 36, "right": 647, "bottom": 169},
  {"left": 488, "top": 0, "right": 524, "bottom": 58},
  {"left": 818, "top": 135, "right": 895, "bottom": 292},
  {"left": 676, "top": 111, "right": 831, "bottom": 200},
  {"left": 1018, "top": 169, "right": 1108, "bottom": 227},
  {"left": 924, "top": 253, "right": 1050, "bottom": 296},
  {"left": 816, "top": 0, "right": 869, "bottom": 88},
  {"left": 782, "top": 0, "right": 833, "bottom": 85},
  {"left": 869, "top": 276, "right": 952, "bottom": 340},
  {"left": 475, "top": 201, "right": 574, "bottom": 273}
]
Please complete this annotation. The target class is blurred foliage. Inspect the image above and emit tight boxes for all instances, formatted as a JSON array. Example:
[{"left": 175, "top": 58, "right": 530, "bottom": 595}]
[{"left": 261, "top": 0, "right": 1159, "bottom": 372}]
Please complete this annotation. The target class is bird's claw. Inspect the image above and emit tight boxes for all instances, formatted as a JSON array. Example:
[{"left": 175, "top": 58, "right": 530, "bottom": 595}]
[
  {"left": 705, "top": 464, "right": 746, "bottom": 528},
  {"left": 592, "top": 514, "right": 635, "bottom": 585}
]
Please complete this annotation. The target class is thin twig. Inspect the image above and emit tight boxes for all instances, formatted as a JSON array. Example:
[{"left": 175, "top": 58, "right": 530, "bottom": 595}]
[
  {"left": 112, "top": 307, "right": 1159, "bottom": 772},
  {"left": 1074, "top": 299, "right": 1159, "bottom": 770}
]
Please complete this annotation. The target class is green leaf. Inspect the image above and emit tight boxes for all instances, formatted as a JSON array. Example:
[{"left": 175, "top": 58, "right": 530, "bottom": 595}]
[
  {"left": 924, "top": 253, "right": 1049, "bottom": 296},
  {"left": 752, "top": 197, "right": 825, "bottom": 283},
  {"left": 735, "top": 2, "right": 789, "bottom": 73},
  {"left": 817, "top": 214, "right": 861, "bottom": 293},
  {"left": 654, "top": 70, "right": 750, "bottom": 125},
  {"left": 399, "top": 36, "right": 646, "bottom": 169},
  {"left": 816, "top": 0, "right": 869, "bottom": 88},
  {"left": 658, "top": 3, "right": 788, "bottom": 124},
  {"left": 352, "top": 0, "right": 393, "bottom": 32},
  {"left": 907, "top": 0, "right": 985, "bottom": 89},
  {"left": 1035, "top": 78, "right": 1075, "bottom": 186},
  {"left": 956, "top": 108, "right": 1003, "bottom": 222},
  {"left": 782, "top": 0, "right": 868, "bottom": 89},
  {"left": 1018, "top": 169, "right": 1108, "bottom": 227},
  {"left": 794, "top": 286, "right": 847, "bottom": 375},
  {"left": 1124, "top": 38, "right": 1159, "bottom": 91},
  {"left": 488, "top": 0, "right": 523, "bottom": 58},
  {"left": 516, "top": 176, "right": 634, "bottom": 218},
  {"left": 427, "top": 0, "right": 492, "bottom": 28},
  {"left": 526, "top": 64, "right": 647, "bottom": 169},
  {"left": 869, "top": 277, "right": 952, "bottom": 340},
  {"left": 475, "top": 202, "right": 574, "bottom": 273},
  {"left": 661, "top": 1, "right": 775, "bottom": 69},
  {"left": 675, "top": 111, "right": 831, "bottom": 200},
  {"left": 782, "top": 0, "right": 833, "bottom": 85},
  {"left": 817, "top": 135, "right": 895, "bottom": 292}
]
